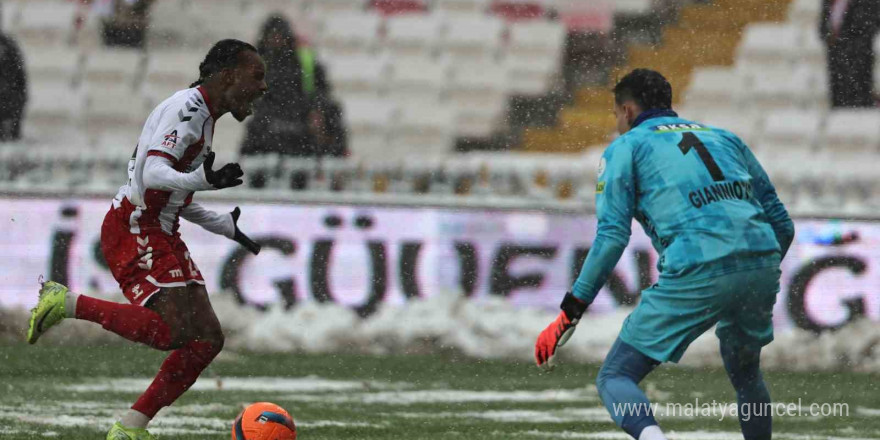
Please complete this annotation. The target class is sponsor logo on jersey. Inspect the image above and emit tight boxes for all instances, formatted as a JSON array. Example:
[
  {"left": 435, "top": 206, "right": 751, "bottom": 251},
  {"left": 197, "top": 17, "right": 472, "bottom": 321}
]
[
  {"left": 689, "top": 179, "right": 753, "bottom": 208},
  {"left": 652, "top": 123, "right": 710, "bottom": 132},
  {"left": 131, "top": 284, "right": 144, "bottom": 299},
  {"left": 162, "top": 130, "right": 180, "bottom": 149}
]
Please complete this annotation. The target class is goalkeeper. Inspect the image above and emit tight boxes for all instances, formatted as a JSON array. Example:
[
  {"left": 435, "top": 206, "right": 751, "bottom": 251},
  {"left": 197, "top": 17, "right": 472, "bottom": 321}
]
[{"left": 535, "top": 69, "right": 794, "bottom": 440}]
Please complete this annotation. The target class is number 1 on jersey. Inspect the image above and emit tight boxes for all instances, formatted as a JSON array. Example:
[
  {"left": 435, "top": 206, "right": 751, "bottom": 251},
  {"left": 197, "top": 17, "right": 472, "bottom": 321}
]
[{"left": 678, "top": 132, "right": 725, "bottom": 182}]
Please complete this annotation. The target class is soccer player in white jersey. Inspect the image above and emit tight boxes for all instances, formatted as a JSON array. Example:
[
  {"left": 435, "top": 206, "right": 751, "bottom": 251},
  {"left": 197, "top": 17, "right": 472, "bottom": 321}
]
[{"left": 26, "top": 39, "right": 268, "bottom": 440}]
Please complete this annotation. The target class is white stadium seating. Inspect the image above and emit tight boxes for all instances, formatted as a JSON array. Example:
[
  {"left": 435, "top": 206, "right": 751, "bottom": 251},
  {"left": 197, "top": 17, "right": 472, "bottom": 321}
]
[
  {"left": 386, "top": 57, "right": 448, "bottom": 106},
  {"left": 388, "top": 103, "right": 456, "bottom": 156},
  {"left": 682, "top": 67, "right": 746, "bottom": 113},
  {"left": 319, "top": 13, "right": 383, "bottom": 55},
  {"left": 384, "top": 14, "right": 445, "bottom": 59},
  {"left": 441, "top": 15, "right": 505, "bottom": 62},
  {"left": 821, "top": 110, "right": 880, "bottom": 153},
  {"left": 736, "top": 23, "right": 803, "bottom": 69},
  {"left": 83, "top": 49, "right": 146, "bottom": 87},
  {"left": 21, "top": 44, "right": 83, "bottom": 83},
  {"left": 758, "top": 109, "right": 824, "bottom": 151}
]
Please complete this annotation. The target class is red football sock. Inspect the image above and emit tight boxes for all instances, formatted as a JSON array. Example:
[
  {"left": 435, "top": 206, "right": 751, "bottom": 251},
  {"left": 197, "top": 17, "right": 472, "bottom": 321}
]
[
  {"left": 132, "top": 340, "right": 220, "bottom": 418},
  {"left": 75, "top": 295, "right": 173, "bottom": 350}
]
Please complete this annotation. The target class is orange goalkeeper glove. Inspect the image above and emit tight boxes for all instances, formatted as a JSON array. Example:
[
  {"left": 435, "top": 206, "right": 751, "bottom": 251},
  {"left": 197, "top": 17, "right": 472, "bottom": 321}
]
[{"left": 535, "top": 292, "right": 587, "bottom": 370}]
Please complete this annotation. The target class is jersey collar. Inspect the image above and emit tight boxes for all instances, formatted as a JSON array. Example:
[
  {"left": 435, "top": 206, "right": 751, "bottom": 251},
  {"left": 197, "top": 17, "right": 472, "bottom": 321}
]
[
  {"left": 196, "top": 86, "right": 217, "bottom": 119},
  {"left": 632, "top": 108, "right": 678, "bottom": 129}
]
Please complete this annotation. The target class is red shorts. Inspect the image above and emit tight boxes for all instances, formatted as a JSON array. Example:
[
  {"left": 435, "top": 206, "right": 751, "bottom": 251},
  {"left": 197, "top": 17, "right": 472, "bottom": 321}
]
[{"left": 100, "top": 203, "right": 204, "bottom": 306}]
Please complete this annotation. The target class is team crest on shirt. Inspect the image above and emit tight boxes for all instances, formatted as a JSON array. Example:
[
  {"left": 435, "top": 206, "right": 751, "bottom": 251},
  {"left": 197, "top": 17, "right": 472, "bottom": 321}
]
[{"left": 162, "top": 130, "right": 180, "bottom": 149}]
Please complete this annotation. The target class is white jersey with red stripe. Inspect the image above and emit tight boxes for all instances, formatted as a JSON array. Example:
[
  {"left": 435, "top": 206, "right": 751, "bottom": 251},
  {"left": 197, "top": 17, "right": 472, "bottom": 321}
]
[{"left": 113, "top": 86, "right": 216, "bottom": 235}]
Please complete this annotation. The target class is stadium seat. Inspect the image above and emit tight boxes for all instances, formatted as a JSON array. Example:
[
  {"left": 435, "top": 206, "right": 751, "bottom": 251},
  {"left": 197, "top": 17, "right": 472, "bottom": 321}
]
[
  {"left": 612, "top": 0, "right": 652, "bottom": 15},
  {"left": 25, "top": 80, "right": 84, "bottom": 129},
  {"left": 434, "top": 0, "right": 491, "bottom": 15},
  {"left": 490, "top": 1, "right": 545, "bottom": 21},
  {"left": 83, "top": 83, "right": 149, "bottom": 132},
  {"left": 745, "top": 66, "right": 811, "bottom": 112},
  {"left": 447, "top": 63, "right": 508, "bottom": 131},
  {"left": 821, "top": 110, "right": 880, "bottom": 152},
  {"left": 187, "top": 2, "right": 271, "bottom": 47},
  {"left": 503, "top": 51, "right": 557, "bottom": 96},
  {"left": 142, "top": 82, "right": 189, "bottom": 112},
  {"left": 448, "top": 63, "right": 509, "bottom": 137},
  {"left": 686, "top": 110, "right": 761, "bottom": 148},
  {"left": 736, "top": 23, "right": 802, "bottom": 69},
  {"left": 387, "top": 57, "right": 448, "bottom": 106},
  {"left": 788, "top": 0, "right": 821, "bottom": 29},
  {"left": 440, "top": 15, "right": 505, "bottom": 62},
  {"left": 506, "top": 20, "right": 566, "bottom": 59},
  {"left": 145, "top": 0, "right": 197, "bottom": 48},
  {"left": 550, "top": 0, "right": 614, "bottom": 33},
  {"left": 798, "top": 29, "right": 826, "bottom": 68},
  {"left": 503, "top": 20, "right": 564, "bottom": 95},
  {"left": 318, "top": 13, "right": 382, "bottom": 55},
  {"left": 383, "top": 14, "right": 444, "bottom": 59},
  {"left": 795, "top": 65, "right": 830, "bottom": 110},
  {"left": 323, "top": 54, "right": 390, "bottom": 100},
  {"left": 83, "top": 49, "right": 146, "bottom": 87},
  {"left": 14, "top": 1, "right": 77, "bottom": 45},
  {"left": 340, "top": 98, "right": 397, "bottom": 158},
  {"left": 22, "top": 44, "right": 83, "bottom": 83},
  {"left": 758, "top": 109, "right": 824, "bottom": 151},
  {"left": 304, "top": 0, "right": 369, "bottom": 16},
  {"left": 1, "top": 2, "right": 19, "bottom": 33},
  {"left": 370, "top": 0, "right": 428, "bottom": 16},
  {"left": 681, "top": 67, "right": 746, "bottom": 113},
  {"left": 144, "top": 50, "right": 205, "bottom": 90},
  {"left": 389, "top": 103, "right": 455, "bottom": 156}
]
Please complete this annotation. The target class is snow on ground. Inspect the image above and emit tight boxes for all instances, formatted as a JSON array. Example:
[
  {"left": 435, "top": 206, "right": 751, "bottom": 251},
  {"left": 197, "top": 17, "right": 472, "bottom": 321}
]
[
  {"left": 7, "top": 290, "right": 880, "bottom": 372},
  {"left": 212, "top": 292, "right": 880, "bottom": 372},
  {"left": 64, "top": 376, "right": 402, "bottom": 394}
]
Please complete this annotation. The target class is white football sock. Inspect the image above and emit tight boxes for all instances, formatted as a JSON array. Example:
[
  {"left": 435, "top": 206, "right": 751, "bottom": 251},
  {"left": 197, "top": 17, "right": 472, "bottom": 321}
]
[
  {"left": 639, "top": 425, "right": 667, "bottom": 440},
  {"left": 64, "top": 293, "right": 79, "bottom": 319},
  {"left": 120, "top": 409, "right": 151, "bottom": 429}
]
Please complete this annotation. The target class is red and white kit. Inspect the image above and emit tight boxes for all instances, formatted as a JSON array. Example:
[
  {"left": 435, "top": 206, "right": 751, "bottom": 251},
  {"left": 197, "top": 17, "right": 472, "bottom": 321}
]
[{"left": 101, "top": 86, "right": 234, "bottom": 306}]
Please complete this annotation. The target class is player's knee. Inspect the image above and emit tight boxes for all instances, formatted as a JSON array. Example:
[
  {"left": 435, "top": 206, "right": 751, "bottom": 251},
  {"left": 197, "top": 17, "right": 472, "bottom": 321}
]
[
  {"left": 596, "top": 365, "right": 614, "bottom": 393},
  {"left": 198, "top": 325, "right": 225, "bottom": 355},
  {"left": 721, "top": 343, "right": 762, "bottom": 382},
  {"left": 207, "top": 331, "right": 225, "bottom": 354}
]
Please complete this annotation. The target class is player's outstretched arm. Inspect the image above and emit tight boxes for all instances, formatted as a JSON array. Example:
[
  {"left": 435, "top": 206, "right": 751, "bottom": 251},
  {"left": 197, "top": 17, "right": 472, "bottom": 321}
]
[
  {"left": 535, "top": 139, "right": 635, "bottom": 370},
  {"left": 180, "top": 202, "right": 236, "bottom": 238},
  {"left": 143, "top": 153, "right": 216, "bottom": 192},
  {"left": 180, "top": 204, "right": 260, "bottom": 255}
]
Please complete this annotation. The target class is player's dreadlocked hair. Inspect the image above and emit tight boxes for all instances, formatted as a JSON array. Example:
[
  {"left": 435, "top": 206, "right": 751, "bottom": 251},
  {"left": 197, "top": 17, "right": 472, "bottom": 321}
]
[
  {"left": 190, "top": 39, "right": 258, "bottom": 88},
  {"left": 613, "top": 69, "right": 673, "bottom": 110}
]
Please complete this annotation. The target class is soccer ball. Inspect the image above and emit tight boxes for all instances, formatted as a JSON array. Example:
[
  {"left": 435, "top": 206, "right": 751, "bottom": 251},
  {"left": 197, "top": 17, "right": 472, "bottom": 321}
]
[{"left": 232, "top": 402, "right": 297, "bottom": 440}]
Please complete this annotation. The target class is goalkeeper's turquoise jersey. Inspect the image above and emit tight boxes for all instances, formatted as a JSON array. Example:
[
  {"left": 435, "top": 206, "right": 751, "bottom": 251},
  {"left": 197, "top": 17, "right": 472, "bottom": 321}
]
[{"left": 572, "top": 111, "right": 794, "bottom": 304}]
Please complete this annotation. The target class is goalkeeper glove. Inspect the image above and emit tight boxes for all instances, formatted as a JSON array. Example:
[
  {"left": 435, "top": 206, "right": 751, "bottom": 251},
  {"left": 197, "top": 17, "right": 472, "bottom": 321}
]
[
  {"left": 203, "top": 152, "right": 244, "bottom": 189},
  {"left": 230, "top": 207, "right": 261, "bottom": 255},
  {"left": 535, "top": 292, "right": 587, "bottom": 370}
]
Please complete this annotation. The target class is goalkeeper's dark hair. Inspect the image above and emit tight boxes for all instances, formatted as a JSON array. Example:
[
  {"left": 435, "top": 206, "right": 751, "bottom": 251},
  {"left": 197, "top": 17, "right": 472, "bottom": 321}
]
[
  {"left": 190, "top": 39, "right": 258, "bottom": 88},
  {"left": 613, "top": 68, "right": 673, "bottom": 110}
]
